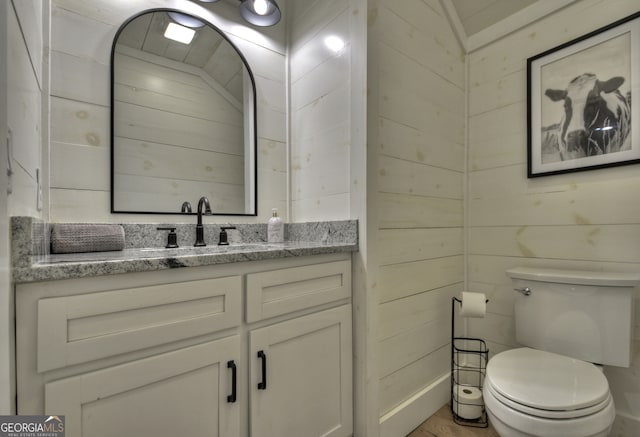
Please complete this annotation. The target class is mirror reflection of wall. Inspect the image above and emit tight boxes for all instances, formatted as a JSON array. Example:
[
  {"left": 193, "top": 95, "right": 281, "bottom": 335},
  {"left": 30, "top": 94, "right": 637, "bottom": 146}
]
[{"left": 111, "top": 10, "right": 257, "bottom": 215}]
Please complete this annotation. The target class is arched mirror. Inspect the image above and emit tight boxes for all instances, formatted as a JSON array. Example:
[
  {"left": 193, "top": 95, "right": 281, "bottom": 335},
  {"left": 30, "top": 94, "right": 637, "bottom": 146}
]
[{"left": 111, "top": 9, "right": 257, "bottom": 215}]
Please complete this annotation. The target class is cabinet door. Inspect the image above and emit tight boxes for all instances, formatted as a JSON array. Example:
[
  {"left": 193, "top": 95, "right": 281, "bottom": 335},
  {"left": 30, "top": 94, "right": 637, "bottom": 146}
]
[
  {"left": 250, "top": 305, "right": 352, "bottom": 437},
  {"left": 45, "top": 336, "right": 240, "bottom": 437}
]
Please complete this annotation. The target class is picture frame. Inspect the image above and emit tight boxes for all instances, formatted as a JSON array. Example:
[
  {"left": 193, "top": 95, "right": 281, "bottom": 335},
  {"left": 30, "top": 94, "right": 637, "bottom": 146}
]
[{"left": 527, "top": 11, "right": 640, "bottom": 178}]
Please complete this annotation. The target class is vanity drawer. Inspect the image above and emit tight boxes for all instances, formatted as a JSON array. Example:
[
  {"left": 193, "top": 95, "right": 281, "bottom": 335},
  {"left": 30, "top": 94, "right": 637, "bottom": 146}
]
[
  {"left": 246, "top": 260, "right": 351, "bottom": 322},
  {"left": 36, "top": 276, "right": 241, "bottom": 372}
]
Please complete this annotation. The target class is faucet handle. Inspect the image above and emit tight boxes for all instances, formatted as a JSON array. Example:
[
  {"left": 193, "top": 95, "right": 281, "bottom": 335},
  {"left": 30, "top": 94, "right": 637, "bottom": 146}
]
[
  {"left": 157, "top": 227, "right": 178, "bottom": 248},
  {"left": 218, "top": 226, "right": 237, "bottom": 246}
]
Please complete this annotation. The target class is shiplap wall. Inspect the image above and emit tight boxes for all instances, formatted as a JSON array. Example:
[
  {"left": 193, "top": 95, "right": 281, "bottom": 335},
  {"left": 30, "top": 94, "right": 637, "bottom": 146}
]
[
  {"left": 289, "top": 0, "right": 352, "bottom": 222},
  {"left": 370, "top": 0, "right": 465, "bottom": 433},
  {"left": 49, "top": 0, "right": 286, "bottom": 223},
  {"left": 467, "top": 0, "right": 640, "bottom": 433},
  {"left": 0, "top": 2, "right": 7, "bottom": 415},
  {"left": 3, "top": 0, "right": 47, "bottom": 413},
  {"left": 112, "top": 49, "right": 245, "bottom": 213},
  {"left": 7, "top": 0, "right": 45, "bottom": 218}
]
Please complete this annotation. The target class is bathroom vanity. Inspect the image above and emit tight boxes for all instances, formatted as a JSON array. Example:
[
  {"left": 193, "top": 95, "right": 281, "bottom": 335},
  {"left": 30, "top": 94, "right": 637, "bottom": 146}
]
[{"left": 12, "top": 218, "right": 357, "bottom": 437}]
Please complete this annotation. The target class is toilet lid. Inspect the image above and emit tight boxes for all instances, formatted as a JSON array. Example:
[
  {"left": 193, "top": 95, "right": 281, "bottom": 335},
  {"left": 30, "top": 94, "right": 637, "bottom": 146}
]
[{"left": 486, "top": 348, "right": 610, "bottom": 411}]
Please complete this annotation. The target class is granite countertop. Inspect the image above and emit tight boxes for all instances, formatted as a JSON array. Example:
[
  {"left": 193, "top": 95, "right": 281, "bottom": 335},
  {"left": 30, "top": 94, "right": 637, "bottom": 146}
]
[{"left": 12, "top": 218, "right": 358, "bottom": 283}]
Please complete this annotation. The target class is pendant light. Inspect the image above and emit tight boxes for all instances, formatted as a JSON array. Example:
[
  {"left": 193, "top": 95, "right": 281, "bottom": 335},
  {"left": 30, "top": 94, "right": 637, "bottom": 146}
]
[
  {"left": 239, "top": 0, "right": 281, "bottom": 27},
  {"left": 196, "top": 0, "right": 281, "bottom": 27},
  {"left": 167, "top": 12, "right": 206, "bottom": 29}
]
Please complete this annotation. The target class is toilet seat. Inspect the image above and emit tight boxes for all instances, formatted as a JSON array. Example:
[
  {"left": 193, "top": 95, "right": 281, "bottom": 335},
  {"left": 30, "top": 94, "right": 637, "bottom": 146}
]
[
  {"left": 483, "top": 382, "right": 615, "bottom": 437},
  {"left": 486, "top": 348, "right": 610, "bottom": 418},
  {"left": 486, "top": 380, "right": 611, "bottom": 419}
]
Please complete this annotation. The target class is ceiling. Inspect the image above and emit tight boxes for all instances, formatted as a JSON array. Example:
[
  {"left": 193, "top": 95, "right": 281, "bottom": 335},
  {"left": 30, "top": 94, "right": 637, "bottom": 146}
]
[
  {"left": 450, "top": 0, "right": 539, "bottom": 36},
  {"left": 116, "top": 11, "right": 244, "bottom": 102}
]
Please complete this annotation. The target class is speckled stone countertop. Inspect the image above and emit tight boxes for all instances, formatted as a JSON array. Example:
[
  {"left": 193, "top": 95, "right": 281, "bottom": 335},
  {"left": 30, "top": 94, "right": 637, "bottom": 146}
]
[{"left": 12, "top": 217, "right": 358, "bottom": 283}]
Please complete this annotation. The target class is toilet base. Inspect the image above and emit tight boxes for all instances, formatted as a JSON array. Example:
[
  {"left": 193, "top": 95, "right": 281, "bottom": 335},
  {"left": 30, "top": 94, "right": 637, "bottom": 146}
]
[
  {"left": 486, "top": 406, "right": 611, "bottom": 437},
  {"left": 486, "top": 405, "right": 535, "bottom": 437}
]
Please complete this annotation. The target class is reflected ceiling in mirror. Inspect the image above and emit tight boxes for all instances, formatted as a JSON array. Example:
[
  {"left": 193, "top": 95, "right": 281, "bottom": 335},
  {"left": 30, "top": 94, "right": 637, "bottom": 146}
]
[{"left": 111, "top": 9, "right": 257, "bottom": 215}]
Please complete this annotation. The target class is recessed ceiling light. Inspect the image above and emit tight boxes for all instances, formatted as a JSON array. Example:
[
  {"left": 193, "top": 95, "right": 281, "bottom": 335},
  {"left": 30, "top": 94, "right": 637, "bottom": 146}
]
[{"left": 164, "top": 22, "right": 196, "bottom": 44}]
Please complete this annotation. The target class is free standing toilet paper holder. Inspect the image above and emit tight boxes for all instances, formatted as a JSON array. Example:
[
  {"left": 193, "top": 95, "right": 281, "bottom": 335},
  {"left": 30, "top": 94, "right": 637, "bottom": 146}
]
[{"left": 450, "top": 296, "right": 489, "bottom": 428}]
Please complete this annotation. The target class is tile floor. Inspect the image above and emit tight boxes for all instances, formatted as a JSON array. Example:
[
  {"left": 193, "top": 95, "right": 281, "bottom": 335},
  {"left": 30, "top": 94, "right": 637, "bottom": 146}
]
[{"left": 407, "top": 405, "right": 500, "bottom": 437}]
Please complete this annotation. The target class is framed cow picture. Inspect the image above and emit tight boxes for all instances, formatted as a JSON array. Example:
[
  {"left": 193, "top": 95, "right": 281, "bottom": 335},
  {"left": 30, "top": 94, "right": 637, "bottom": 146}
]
[{"left": 527, "top": 11, "right": 640, "bottom": 177}]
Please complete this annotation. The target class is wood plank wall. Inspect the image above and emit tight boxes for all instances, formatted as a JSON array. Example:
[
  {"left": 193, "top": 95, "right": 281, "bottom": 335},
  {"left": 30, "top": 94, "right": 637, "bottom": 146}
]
[
  {"left": 3, "top": 0, "right": 48, "bottom": 414},
  {"left": 372, "top": 0, "right": 465, "bottom": 417},
  {"left": 289, "top": 0, "right": 353, "bottom": 222},
  {"left": 467, "top": 0, "right": 640, "bottom": 432},
  {"left": 48, "top": 0, "right": 287, "bottom": 222},
  {"left": 7, "top": 0, "right": 45, "bottom": 218}
]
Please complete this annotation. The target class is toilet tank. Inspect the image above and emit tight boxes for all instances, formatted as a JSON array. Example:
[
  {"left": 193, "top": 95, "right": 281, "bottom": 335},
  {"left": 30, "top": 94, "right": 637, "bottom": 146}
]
[{"left": 506, "top": 267, "right": 640, "bottom": 367}]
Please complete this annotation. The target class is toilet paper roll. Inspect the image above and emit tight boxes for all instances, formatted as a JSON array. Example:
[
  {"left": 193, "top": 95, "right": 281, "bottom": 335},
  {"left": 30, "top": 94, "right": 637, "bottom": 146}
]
[
  {"left": 452, "top": 384, "right": 483, "bottom": 420},
  {"left": 459, "top": 291, "right": 487, "bottom": 318}
]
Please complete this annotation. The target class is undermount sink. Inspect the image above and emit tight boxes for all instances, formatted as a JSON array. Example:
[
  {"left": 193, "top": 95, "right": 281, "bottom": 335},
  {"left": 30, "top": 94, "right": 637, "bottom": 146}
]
[
  {"left": 138, "top": 244, "right": 269, "bottom": 253},
  {"left": 138, "top": 246, "right": 194, "bottom": 252}
]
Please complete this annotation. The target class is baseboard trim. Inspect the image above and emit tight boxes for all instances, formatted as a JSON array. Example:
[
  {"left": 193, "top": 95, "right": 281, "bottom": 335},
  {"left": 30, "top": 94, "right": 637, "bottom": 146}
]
[{"left": 379, "top": 373, "right": 450, "bottom": 437}]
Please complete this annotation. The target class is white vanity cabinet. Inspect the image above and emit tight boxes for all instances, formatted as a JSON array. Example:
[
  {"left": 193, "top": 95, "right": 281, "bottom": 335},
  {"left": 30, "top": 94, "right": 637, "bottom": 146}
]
[
  {"left": 15, "top": 253, "right": 353, "bottom": 437},
  {"left": 249, "top": 305, "right": 352, "bottom": 437},
  {"left": 45, "top": 336, "right": 241, "bottom": 437},
  {"left": 246, "top": 261, "right": 353, "bottom": 437}
]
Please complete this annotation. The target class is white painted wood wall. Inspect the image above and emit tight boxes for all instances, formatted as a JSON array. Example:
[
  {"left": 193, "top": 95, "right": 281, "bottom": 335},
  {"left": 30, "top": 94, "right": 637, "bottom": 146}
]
[
  {"left": 0, "top": 2, "right": 7, "bottom": 415},
  {"left": 368, "top": 0, "right": 465, "bottom": 434},
  {"left": 289, "top": 0, "right": 353, "bottom": 222},
  {"left": 6, "top": 0, "right": 45, "bottom": 218},
  {"left": 2, "top": 0, "right": 48, "bottom": 413},
  {"left": 466, "top": 0, "right": 640, "bottom": 434},
  {"left": 49, "top": 0, "right": 287, "bottom": 223}
]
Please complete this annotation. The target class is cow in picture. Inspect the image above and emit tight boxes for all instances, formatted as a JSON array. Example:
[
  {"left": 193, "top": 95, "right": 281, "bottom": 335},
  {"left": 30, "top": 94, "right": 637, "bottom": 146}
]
[{"left": 544, "top": 73, "right": 631, "bottom": 160}]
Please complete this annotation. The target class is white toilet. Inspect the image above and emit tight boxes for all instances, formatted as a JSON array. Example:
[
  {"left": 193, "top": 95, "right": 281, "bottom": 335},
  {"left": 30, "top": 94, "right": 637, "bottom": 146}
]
[{"left": 483, "top": 267, "right": 640, "bottom": 437}]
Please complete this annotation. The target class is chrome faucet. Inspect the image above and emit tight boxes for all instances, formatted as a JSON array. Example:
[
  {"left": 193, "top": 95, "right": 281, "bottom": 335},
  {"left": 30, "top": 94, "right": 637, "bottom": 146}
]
[
  {"left": 181, "top": 201, "right": 192, "bottom": 213},
  {"left": 194, "top": 196, "right": 212, "bottom": 246}
]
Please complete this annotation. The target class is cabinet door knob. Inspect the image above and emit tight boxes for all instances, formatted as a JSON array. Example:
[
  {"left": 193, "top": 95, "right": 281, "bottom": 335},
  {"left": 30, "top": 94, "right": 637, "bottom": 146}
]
[
  {"left": 257, "top": 350, "right": 267, "bottom": 390},
  {"left": 227, "top": 360, "right": 237, "bottom": 403}
]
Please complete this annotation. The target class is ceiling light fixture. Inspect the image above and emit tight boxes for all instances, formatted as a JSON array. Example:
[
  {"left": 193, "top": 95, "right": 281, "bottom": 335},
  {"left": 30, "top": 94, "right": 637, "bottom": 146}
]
[
  {"left": 167, "top": 12, "right": 206, "bottom": 29},
  {"left": 238, "top": 0, "right": 281, "bottom": 27},
  {"left": 164, "top": 22, "right": 196, "bottom": 44},
  {"left": 195, "top": 0, "right": 281, "bottom": 27},
  {"left": 253, "top": 0, "right": 269, "bottom": 15}
]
